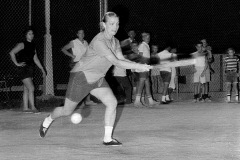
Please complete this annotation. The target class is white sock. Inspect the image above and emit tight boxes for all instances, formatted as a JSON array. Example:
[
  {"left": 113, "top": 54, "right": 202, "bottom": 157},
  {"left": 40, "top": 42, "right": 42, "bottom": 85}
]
[
  {"left": 166, "top": 95, "right": 170, "bottom": 101},
  {"left": 162, "top": 96, "right": 166, "bottom": 102},
  {"left": 227, "top": 95, "right": 231, "bottom": 101},
  {"left": 43, "top": 115, "right": 54, "bottom": 128},
  {"left": 148, "top": 97, "right": 153, "bottom": 103},
  {"left": 135, "top": 95, "right": 141, "bottom": 102},
  {"left": 104, "top": 126, "right": 113, "bottom": 142},
  {"left": 236, "top": 95, "right": 239, "bottom": 101}
]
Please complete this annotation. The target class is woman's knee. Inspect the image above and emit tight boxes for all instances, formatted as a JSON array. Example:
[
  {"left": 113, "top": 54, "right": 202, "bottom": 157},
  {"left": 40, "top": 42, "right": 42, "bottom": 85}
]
[{"left": 103, "top": 95, "right": 118, "bottom": 108}]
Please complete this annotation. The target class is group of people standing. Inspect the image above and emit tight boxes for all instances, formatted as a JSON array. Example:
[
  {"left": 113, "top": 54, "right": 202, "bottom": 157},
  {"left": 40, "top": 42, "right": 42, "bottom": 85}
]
[
  {"left": 191, "top": 39, "right": 214, "bottom": 103},
  {"left": 9, "top": 11, "right": 239, "bottom": 147},
  {"left": 9, "top": 12, "right": 151, "bottom": 146},
  {"left": 191, "top": 39, "right": 240, "bottom": 103},
  {"left": 38, "top": 12, "right": 151, "bottom": 146},
  {"left": 112, "top": 28, "right": 179, "bottom": 107}
]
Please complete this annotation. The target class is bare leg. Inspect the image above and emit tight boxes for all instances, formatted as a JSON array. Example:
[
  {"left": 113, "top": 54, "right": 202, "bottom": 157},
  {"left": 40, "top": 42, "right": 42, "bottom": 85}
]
[
  {"left": 22, "top": 78, "right": 36, "bottom": 110},
  {"left": 145, "top": 79, "right": 158, "bottom": 106},
  {"left": 134, "top": 78, "right": 146, "bottom": 107},
  {"left": 90, "top": 87, "right": 117, "bottom": 127},
  {"left": 201, "top": 83, "right": 206, "bottom": 96},
  {"left": 90, "top": 87, "right": 118, "bottom": 143},
  {"left": 233, "top": 82, "right": 238, "bottom": 102},
  {"left": 161, "top": 82, "right": 169, "bottom": 102},
  {"left": 51, "top": 98, "right": 79, "bottom": 119},
  {"left": 194, "top": 82, "right": 199, "bottom": 95},
  {"left": 22, "top": 85, "right": 28, "bottom": 110},
  {"left": 226, "top": 82, "right": 232, "bottom": 102},
  {"left": 40, "top": 98, "right": 79, "bottom": 138},
  {"left": 193, "top": 82, "right": 200, "bottom": 102}
]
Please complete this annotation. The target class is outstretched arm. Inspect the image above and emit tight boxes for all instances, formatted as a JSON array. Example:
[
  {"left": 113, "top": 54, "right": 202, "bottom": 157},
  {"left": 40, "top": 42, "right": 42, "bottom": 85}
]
[{"left": 106, "top": 51, "right": 151, "bottom": 72}]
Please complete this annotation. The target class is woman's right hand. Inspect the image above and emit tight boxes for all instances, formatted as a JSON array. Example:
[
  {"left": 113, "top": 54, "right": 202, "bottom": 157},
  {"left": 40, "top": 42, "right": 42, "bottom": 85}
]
[{"left": 17, "top": 62, "right": 26, "bottom": 67}]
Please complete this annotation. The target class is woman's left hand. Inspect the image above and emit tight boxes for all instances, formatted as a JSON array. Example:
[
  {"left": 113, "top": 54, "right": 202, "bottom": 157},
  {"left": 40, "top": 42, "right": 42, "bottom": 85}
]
[{"left": 42, "top": 69, "right": 47, "bottom": 77}]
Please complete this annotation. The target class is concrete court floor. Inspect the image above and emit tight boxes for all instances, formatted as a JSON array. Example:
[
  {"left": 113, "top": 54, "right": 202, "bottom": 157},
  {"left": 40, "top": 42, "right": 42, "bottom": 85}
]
[{"left": 0, "top": 101, "right": 240, "bottom": 160}]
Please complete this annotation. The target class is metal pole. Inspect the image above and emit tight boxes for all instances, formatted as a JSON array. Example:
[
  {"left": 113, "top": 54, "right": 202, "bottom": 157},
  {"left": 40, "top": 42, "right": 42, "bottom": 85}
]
[
  {"left": 29, "top": 0, "right": 32, "bottom": 26},
  {"left": 43, "top": 0, "right": 54, "bottom": 96},
  {"left": 99, "top": 0, "right": 108, "bottom": 22},
  {"left": 104, "top": 0, "right": 108, "bottom": 14}
]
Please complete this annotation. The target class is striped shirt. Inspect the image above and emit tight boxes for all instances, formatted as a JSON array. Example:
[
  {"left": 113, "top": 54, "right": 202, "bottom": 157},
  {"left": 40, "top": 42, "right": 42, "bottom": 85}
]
[{"left": 223, "top": 56, "right": 239, "bottom": 71}]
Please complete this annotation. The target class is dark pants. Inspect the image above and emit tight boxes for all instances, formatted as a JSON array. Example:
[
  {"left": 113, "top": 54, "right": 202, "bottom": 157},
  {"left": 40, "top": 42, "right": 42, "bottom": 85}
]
[{"left": 115, "top": 76, "right": 132, "bottom": 104}]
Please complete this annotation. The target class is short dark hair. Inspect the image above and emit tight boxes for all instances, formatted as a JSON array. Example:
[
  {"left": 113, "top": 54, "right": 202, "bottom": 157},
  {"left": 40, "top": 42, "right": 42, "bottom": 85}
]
[
  {"left": 23, "top": 26, "right": 35, "bottom": 36},
  {"left": 226, "top": 47, "right": 235, "bottom": 53}
]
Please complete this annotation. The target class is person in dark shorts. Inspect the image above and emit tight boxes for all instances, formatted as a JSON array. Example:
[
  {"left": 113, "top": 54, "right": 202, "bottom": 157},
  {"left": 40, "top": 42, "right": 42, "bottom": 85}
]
[
  {"left": 39, "top": 12, "right": 152, "bottom": 146},
  {"left": 133, "top": 32, "right": 158, "bottom": 107},
  {"left": 61, "top": 28, "right": 97, "bottom": 106},
  {"left": 9, "top": 27, "right": 46, "bottom": 113},
  {"left": 223, "top": 48, "right": 239, "bottom": 103},
  {"left": 157, "top": 43, "right": 174, "bottom": 104}
]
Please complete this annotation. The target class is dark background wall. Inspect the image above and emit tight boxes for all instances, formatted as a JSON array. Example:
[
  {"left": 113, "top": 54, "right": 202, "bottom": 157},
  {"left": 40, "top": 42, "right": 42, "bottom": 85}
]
[
  {"left": 109, "top": 0, "right": 240, "bottom": 53},
  {"left": 0, "top": 0, "right": 239, "bottom": 87}
]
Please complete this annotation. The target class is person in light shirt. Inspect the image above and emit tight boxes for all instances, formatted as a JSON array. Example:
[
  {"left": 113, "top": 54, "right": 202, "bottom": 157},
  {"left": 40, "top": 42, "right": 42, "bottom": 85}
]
[
  {"left": 61, "top": 28, "right": 97, "bottom": 106},
  {"left": 191, "top": 42, "right": 207, "bottom": 103},
  {"left": 168, "top": 48, "right": 178, "bottom": 102},
  {"left": 39, "top": 12, "right": 152, "bottom": 146},
  {"left": 200, "top": 39, "right": 213, "bottom": 102},
  {"left": 157, "top": 43, "right": 174, "bottom": 104},
  {"left": 223, "top": 48, "right": 239, "bottom": 103},
  {"left": 133, "top": 32, "right": 158, "bottom": 107},
  {"left": 150, "top": 44, "right": 161, "bottom": 95}
]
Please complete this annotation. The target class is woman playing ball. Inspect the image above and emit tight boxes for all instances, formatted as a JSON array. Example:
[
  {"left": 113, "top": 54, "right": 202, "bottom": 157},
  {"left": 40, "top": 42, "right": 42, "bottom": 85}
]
[{"left": 39, "top": 12, "right": 152, "bottom": 146}]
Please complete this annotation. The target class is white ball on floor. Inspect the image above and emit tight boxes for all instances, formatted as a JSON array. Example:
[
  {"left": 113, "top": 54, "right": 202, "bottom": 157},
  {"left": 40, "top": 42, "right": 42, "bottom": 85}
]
[{"left": 71, "top": 113, "right": 82, "bottom": 124}]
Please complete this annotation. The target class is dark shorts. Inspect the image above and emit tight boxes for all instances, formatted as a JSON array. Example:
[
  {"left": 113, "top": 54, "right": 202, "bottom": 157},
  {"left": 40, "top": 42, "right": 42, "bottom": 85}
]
[
  {"left": 160, "top": 71, "right": 171, "bottom": 83},
  {"left": 138, "top": 71, "right": 149, "bottom": 79},
  {"left": 66, "top": 71, "right": 109, "bottom": 102},
  {"left": 16, "top": 65, "right": 34, "bottom": 80},
  {"left": 225, "top": 71, "right": 238, "bottom": 83}
]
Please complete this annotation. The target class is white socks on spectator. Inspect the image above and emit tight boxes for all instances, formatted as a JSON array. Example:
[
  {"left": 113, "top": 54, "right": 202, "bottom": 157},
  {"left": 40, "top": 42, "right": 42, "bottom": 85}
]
[
  {"left": 135, "top": 95, "right": 141, "bottom": 103},
  {"left": 166, "top": 95, "right": 170, "bottom": 101},
  {"left": 43, "top": 115, "right": 54, "bottom": 128},
  {"left": 227, "top": 94, "right": 231, "bottom": 101},
  {"left": 104, "top": 126, "right": 113, "bottom": 142},
  {"left": 162, "top": 96, "right": 166, "bottom": 102},
  {"left": 236, "top": 95, "right": 239, "bottom": 101}
]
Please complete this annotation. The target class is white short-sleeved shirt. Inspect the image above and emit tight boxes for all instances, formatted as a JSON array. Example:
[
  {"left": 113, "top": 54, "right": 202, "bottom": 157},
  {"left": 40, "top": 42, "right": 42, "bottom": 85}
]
[
  {"left": 138, "top": 42, "right": 150, "bottom": 58},
  {"left": 71, "top": 32, "right": 121, "bottom": 83},
  {"left": 157, "top": 50, "right": 172, "bottom": 72},
  {"left": 72, "top": 39, "right": 88, "bottom": 62}
]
